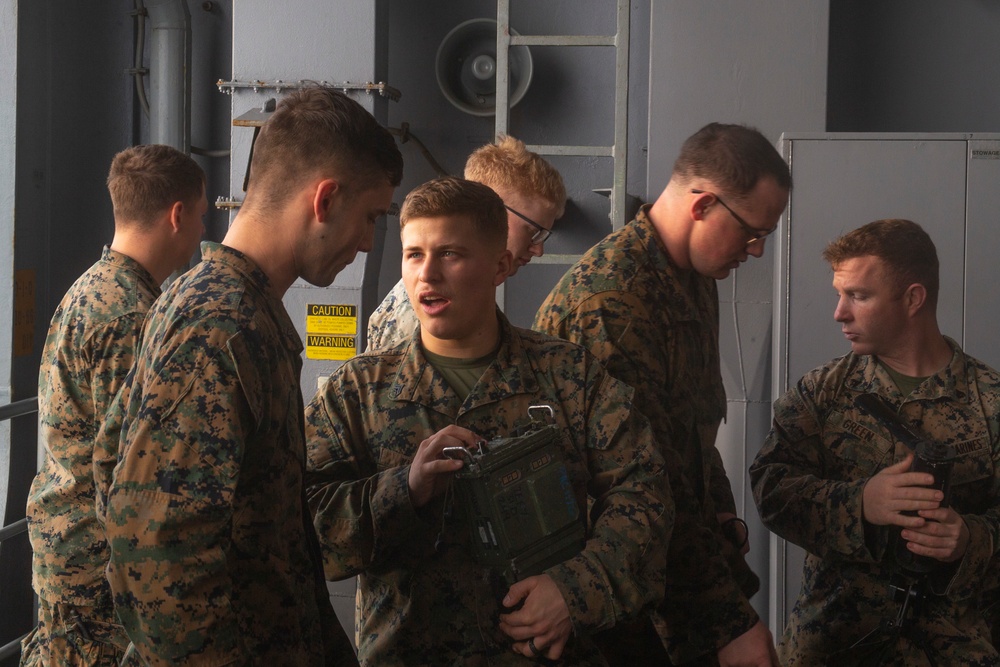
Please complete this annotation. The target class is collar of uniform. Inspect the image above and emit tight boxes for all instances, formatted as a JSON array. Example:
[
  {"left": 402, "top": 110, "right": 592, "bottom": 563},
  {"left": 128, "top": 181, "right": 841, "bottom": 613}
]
[
  {"left": 388, "top": 309, "right": 539, "bottom": 417},
  {"left": 632, "top": 204, "right": 715, "bottom": 323},
  {"left": 101, "top": 244, "right": 162, "bottom": 298},
  {"left": 198, "top": 241, "right": 302, "bottom": 354},
  {"left": 199, "top": 241, "right": 273, "bottom": 295},
  {"left": 847, "top": 337, "right": 968, "bottom": 402}
]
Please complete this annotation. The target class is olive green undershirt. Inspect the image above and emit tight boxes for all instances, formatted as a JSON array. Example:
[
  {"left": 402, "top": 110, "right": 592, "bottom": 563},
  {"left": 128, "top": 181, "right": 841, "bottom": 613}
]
[
  {"left": 423, "top": 347, "right": 498, "bottom": 402},
  {"left": 880, "top": 360, "right": 927, "bottom": 398}
]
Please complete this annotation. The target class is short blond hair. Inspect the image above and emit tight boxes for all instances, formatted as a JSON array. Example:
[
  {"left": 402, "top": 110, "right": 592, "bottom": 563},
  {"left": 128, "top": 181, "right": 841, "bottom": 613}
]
[{"left": 464, "top": 136, "right": 566, "bottom": 217}]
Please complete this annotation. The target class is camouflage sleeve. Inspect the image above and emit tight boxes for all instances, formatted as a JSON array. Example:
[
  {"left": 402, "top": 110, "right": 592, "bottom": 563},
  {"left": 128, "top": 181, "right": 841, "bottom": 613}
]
[
  {"left": 85, "top": 313, "right": 144, "bottom": 420},
  {"left": 544, "top": 365, "right": 673, "bottom": 633},
  {"left": 93, "top": 375, "right": 131, "bottom": 530},
  {"left": 534, "top": 291, "right": 651, "bottom": 412},
  {"left": 942, "top": 370, "right": 1000, "bottom": 600},
  {"left": 304, "top": 375, "right": 431, "bottom": 579},
  {"left": 84, "top": 316, "right": 143, "bottom": 529},
  {"left": 106, "top": 326, "right": 252, "bottom": 665},
  {"left": 749, "top": 372, "right": 876, "bottom": 563},
  {"left": 705, "top": 436, "right": 739, "bottom": 517},
  {"left": 366, "top": 279, "right": 419, "bottom": 351},
  {"left": 952, "top": 495, "right": 1000, "bottom": 601}
]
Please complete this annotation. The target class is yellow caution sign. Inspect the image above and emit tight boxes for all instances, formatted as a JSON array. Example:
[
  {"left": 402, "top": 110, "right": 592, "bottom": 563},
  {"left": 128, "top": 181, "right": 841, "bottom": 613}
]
[
  {"left": 306, "top": 334, "right": 357, "bottom": 361},
  {"left": 306, "top": 303, "right": 357, "bottom": 335}
]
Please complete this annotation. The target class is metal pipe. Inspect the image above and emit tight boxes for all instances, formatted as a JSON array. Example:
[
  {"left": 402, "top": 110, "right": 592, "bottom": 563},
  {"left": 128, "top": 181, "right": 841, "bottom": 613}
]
[
  {"left": 0, "top": 631, "right": 31, "bottom": 662},
  {"left": 0, "top": 397, "right": 37, "bottom": 422},
  {"left": 133, "top": 0, "right": 150, "bottom": 117},
  {"left": 145, "top": 0, "right": 191, "bottom": 151},
  {"left": 0, "top": 517, "right": 27, "bottom": 544}
]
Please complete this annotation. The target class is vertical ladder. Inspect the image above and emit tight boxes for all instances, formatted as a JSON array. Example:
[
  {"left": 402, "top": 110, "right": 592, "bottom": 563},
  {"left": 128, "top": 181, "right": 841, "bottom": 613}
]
[
  {"left": 493, "top": 0, "right": 631, "bottom": 312},
  {"left": 495, "top": 0, "right": 631, "bottom": 229}
]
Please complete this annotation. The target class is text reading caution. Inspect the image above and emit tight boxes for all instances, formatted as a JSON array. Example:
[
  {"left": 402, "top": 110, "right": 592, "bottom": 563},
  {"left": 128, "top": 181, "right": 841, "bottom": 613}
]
[{"left": 306, "top": 303, "right": 358, "bottom": 335}]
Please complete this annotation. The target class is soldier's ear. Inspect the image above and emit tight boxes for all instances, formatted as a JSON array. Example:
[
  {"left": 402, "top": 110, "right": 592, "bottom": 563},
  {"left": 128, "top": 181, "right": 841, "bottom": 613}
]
[
  {"left": 495, "top": 250, "right": 513, "bottom": 286},
  {"left": 314, "top": 179, "right": 340, "bottom": 223},
  {"left": 904, "top": 283, "right": 927, "bottom": 317},
  {"left": 167, "top": 200, "right": 185, "bottom": 233}
]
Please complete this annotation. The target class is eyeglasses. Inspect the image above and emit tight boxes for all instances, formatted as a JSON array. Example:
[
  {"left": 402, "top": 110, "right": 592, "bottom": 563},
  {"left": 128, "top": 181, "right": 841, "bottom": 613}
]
[
  {"left": 690, "top": 189, "right": 775, "bottom": 246},
  {"left": 505, "top": 205, "right": 552, "bottom": 245}
]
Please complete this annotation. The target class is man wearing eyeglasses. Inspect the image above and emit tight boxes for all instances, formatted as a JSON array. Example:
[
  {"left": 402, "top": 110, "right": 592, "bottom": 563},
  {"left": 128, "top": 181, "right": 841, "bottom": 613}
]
[
  {"left": 367, "top": 135, "right": 565, "bottom": 350},
  {"left": 535, "top": 123, "right": 790, "bottom": 667}
]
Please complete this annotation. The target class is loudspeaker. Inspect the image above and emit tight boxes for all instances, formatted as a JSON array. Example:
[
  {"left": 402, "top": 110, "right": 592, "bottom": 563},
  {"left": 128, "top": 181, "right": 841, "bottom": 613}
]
[{"left": 435, "top": 18, "right": 533, "bottom": 117}]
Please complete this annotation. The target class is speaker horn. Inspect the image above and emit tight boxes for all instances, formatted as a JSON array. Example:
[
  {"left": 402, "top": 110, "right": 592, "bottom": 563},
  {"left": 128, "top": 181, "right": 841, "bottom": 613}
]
[{"left": 435, "top": 18, "right": 533, "bottom": 117}]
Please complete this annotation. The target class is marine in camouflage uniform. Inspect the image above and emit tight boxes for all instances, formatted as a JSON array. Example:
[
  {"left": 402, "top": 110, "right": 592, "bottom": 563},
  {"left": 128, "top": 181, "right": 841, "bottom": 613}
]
[
  {"left": 365, "top": 278, "right": 418, "bottom": 350},
  {"left": 304, "top": 313, "right": 673, "bottom": 666},
  {"left": 534, "top": 205, "right": 762, "bottom": 663},
  {"left": 22, "top": 247, "right": 154, "bottom": 665},
  {"left": 750, "top": 340, "right": 1000, "bottom": 666},
  {"left": 104, "top": 242, "right": 356, "bottom": 666}
]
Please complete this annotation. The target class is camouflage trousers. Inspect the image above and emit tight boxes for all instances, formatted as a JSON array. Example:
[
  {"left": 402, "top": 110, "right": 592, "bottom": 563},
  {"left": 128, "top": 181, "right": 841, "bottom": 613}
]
[{"left": 19, "top": 598, "right": 128, "bottom": 666}]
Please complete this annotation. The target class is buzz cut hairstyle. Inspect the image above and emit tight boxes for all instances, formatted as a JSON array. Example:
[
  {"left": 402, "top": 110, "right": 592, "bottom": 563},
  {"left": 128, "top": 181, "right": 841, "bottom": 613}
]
[
  {"left": 672, "top": 122, "right": 792, "bottom": 205},
  {"left": 464, "top": 135, "right": 567, "bottom": 218},
  {"left": 246, "top": 85, "right": 403, "bottom": 213},
  {"left": 823, "top": 218, "right": 940, "bottom": 307},
  {"left": 107, "top": 144, "right": 205, "bottom": 229},
  {"left": 400, "top": 176, "right": 508, "bottom": 250}
]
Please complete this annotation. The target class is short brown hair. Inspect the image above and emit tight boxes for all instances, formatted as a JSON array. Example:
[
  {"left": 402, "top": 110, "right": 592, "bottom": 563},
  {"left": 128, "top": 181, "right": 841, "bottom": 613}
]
[
  {"left": 464, "top": 135, "right": 566, "bottom": 217},
  {"left": 823, "top": 219, "right": 940, "bottom": 307},
  {"left": 248, "top": 86, "right": 403, "bottom": 212},
  {"left": 672, "top": 122, "right": 791, "bottom": 204},
  {"left": 400, "top": 176, "right": 507, "bottom": 250},
  {"left": 107, "top": 144, "right": 205, "bottom": 228}
]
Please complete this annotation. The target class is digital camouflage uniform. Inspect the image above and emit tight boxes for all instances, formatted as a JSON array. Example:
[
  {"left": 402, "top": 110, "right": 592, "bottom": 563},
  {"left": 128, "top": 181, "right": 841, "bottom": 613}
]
[
  {"left": 750, "top": 340, "right": 1000, "bottom": 666},
  {"left": 22, "top": 246, "right": 154, "bottom": 666},
  {"left": 304, "top": 313, "right": 673, "bottom": 666},
  {"left": 533, "top": 205, "right": 760, "bottom": 664},
  {"left": 365, "top": 278, "right": 418, "bottom": 350},
  {"left": 104, "top": 242, "right": 356, "bottom": 667}
]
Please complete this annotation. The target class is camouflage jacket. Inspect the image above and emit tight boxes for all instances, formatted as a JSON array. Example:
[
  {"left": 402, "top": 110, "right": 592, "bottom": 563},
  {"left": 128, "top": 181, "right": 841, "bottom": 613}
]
[
  {"left": 105, "top": 242, "right": 356, "bottom": 667},
  {"left": 365, "top": 278, "right": 418, "bottom": 350},
  {"left": 533, "top": 206, "right": 760, "bottom": 660},
  {"left": 304, "top": 314, "right": 672, "bottom": 666},
  {"left": 28, "top": 246, "right": 159, "bottom": 607},
  {"left": 750, "top": 340, "right": 1000, "bottom": 666}
]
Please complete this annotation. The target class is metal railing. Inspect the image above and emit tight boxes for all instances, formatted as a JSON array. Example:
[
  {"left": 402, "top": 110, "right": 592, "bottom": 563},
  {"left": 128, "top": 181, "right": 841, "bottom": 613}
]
[{"left": 0, "top": 397, "right": 38, "bottom": 662}]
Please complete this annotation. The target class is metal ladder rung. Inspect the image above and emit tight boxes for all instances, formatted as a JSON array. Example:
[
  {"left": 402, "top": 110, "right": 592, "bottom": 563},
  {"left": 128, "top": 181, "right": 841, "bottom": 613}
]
[
  {"left": 525, "top": 144, "right": 614, "bottom": 158},
  {"left": 511, "top": 35, "right": 616, "bottom": 48}
]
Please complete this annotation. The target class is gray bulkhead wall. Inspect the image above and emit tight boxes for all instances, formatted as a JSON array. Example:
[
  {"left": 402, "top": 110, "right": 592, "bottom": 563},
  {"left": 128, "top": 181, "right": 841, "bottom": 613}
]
[{"left": 646, "top": 1, "right": 830, "bottom": 622}]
